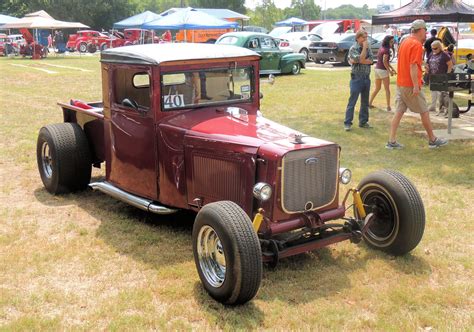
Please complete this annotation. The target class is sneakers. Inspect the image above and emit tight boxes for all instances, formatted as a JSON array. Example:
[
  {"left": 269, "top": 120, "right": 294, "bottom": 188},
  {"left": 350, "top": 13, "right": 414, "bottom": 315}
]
[
  {"left": 344, "top": 124, "right": 351, "bottom": 131},
  {"left": 385, "top": 141, "right": 404, "bottom": 149},
  {"left": 359, "top": 123, "right": 372, "bottom": 129},
  {"left": 429, "top": 137, "right": 448, "bottom": 148}
]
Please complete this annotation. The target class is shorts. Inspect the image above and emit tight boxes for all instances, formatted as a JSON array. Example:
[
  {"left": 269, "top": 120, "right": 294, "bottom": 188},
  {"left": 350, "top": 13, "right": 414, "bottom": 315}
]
[
  {"left": 374, "top": 68, "right": 389, "bottom": 79},
  {"left": 395, "top": 86, "right": 429, "bottom": 114}
]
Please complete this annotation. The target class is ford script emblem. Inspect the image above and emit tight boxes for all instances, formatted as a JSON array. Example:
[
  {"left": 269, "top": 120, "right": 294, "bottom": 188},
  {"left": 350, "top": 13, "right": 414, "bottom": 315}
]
[{"left": 305, "top": 157, "right": 318, "bottom": 165}]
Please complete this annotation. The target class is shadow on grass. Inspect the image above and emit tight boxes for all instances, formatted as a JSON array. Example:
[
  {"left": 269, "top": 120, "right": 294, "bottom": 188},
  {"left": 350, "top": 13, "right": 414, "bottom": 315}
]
[
  {"left": 33, "top": 180, "right": 431, "bottom": 311},
  {"left": 34, "top": 184, "right": 195, "bottom": 268},
  {"left": 192, "top": 284, "right": 264, "bottom": 329}
]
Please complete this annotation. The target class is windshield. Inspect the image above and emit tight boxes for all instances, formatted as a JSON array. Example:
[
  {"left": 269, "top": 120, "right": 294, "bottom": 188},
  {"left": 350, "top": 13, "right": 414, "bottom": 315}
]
[{"left": 161, "top": 66, "right": 254, "bottom": 110}]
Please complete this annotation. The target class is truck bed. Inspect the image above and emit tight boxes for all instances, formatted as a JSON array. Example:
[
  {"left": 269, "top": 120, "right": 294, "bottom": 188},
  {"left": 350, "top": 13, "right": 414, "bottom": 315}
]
[{"left": 59, "top": 100, "right": 105, "bottom": 164}]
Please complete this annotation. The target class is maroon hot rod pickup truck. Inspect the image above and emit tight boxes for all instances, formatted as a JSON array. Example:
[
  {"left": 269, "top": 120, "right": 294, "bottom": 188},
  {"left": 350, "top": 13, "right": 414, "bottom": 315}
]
[{"left": 37, "top": 43, "right": 425, "bottom": 305}]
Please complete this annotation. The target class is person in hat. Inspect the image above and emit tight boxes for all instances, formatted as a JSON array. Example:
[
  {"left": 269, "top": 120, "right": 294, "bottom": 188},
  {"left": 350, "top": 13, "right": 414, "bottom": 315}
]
[{"left": 386, "top": 19, "right": 448, "bottom": 149}]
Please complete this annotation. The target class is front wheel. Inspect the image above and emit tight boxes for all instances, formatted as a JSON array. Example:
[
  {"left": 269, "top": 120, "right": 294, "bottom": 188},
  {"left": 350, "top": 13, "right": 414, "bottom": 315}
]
[
  {"left": 355, "top": 169, "right": 425, "bottom": 256},
  {"left": 192, "top": 201, "right": 262, "bottom": 305},
  {"left": 77, "top": 42, "right": 87, "bottom": 53},
  {"left": 291, "top": 61, "right": 301, "bottom": 75}
]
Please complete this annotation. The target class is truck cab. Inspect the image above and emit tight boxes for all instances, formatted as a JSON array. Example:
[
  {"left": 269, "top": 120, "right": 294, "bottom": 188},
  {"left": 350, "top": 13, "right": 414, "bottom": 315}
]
[{"left": 37, "top": 43, "right": 425, "bottom": 305}]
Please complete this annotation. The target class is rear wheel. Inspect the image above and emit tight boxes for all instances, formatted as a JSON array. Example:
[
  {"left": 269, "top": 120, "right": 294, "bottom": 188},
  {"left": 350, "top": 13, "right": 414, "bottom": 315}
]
[
  {"left": 343, "top": 51, "right": 350, "bottom": 66},
  {"left": 193, "top": 201, "right": 262, "bottom": 305},
  {"left": 87, "top": 43, "right": 97, "bottom": 53},
  {"left": 300, "top": 48, "right": 309, "bottom": 61},
  {"left": 355, "top": 170, "right": 425, "bottom": 256},
  {"left": 36, "top": 123, "right": 92, "bottom": 194}
]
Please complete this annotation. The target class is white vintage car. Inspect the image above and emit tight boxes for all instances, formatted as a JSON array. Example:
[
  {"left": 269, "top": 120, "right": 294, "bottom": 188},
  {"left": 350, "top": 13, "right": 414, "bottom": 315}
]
[{"left": 278, "top": 31, "right": 322, "bottom": 61}]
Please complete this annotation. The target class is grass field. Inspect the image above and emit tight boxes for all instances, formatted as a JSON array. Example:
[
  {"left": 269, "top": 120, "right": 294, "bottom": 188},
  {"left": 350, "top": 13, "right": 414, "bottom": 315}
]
[{"left": 0, "top": 55, "right": 473, "bottom": 330}]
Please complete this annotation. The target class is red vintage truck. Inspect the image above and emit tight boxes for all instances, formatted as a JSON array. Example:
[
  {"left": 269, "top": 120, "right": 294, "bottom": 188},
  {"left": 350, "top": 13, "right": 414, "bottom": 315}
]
[
  {"left": 66, "top": 29, "right": 159, "bottom": 53},
  {"left": 36, "top": 43, "right": 425, "bottom": 305}
]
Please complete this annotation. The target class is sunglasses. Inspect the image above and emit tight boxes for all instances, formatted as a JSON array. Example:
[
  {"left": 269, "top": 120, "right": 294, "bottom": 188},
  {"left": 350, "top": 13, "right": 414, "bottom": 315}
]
[{"left": 432, "top": 47, "right": 440, "bottom": 51}]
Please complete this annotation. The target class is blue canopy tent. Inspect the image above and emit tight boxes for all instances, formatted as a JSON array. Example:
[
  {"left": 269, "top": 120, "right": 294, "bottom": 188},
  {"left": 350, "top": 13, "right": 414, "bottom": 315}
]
[
  {"left": 274, "top": 17, "right": 308, "bottom": 27},
  {"left": 143, "top": 7, "right": 238, "bottom": 42},
  {"left": 113, "top": 10, "right": 161, "bottom": 29}
]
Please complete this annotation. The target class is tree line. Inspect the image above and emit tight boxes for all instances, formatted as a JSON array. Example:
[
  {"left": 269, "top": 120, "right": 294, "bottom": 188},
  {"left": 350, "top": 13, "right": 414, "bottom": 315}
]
[{"left": 1, "top": 0, "right": 378, "bottom": 31}]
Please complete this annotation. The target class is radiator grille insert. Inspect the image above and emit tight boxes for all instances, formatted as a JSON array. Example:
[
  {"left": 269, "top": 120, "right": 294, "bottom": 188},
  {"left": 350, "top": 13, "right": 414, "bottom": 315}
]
[{"left": 282, "top": 146, "right": 339, "bottom": 213}]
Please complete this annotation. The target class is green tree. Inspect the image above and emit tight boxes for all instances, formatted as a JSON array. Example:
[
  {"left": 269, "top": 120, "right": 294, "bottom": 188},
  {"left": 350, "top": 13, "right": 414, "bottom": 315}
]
[
  {"left": 283, "top": 0, "right": 320, "bottom": 20},
  {"left": 0, "top": 0, "right": 140, "bottom": 29},
  {"left": 189, "top": 0, "right": 246, "bottom": 13},
  {"left": 246, "top": 0, "right": 283, "bottom": 30}
]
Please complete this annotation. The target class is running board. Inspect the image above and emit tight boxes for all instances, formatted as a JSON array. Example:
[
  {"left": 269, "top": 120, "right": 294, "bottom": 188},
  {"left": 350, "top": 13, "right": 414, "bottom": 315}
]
[{"left": 89, "top": 181, "right": 178, "bottom": 215}]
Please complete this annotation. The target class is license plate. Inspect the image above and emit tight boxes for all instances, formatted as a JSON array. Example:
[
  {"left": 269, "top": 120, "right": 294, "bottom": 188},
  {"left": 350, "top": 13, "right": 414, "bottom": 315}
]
[{"left": 317, "top": 50, "right": 323, "bottom": 53}]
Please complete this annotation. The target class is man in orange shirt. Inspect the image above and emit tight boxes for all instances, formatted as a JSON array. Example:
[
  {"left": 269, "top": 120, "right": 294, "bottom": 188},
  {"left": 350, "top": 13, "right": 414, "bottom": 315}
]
[{"left": 386, "top": 19, "right": 448, "bottom": 149}]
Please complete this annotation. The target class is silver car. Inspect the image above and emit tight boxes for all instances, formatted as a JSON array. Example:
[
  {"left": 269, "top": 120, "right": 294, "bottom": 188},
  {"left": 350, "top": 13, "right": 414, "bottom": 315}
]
[{"left": 278, "top": 32, "right": 322, "bottom": 61}]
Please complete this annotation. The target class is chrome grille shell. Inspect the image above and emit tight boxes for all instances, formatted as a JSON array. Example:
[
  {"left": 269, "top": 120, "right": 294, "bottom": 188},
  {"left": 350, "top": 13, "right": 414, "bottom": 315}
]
[{"left": 281, "top": 145, "right": 339, "bottom": 213}]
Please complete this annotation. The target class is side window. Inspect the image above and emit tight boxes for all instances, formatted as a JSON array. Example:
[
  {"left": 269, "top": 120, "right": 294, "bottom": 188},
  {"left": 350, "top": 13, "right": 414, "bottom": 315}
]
[
  {"left": 114, "top": 68, "right": 151, "bottom": 109},
  {"left": 261, "top": 37, "right": 277, "bottom": 49},
  {"left": 248, "top": 38, "right": 259, "bottom": 49}
]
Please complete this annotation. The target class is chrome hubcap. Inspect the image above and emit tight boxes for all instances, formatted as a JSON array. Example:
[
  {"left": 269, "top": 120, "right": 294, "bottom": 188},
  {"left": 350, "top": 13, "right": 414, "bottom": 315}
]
[
  {"left": 197, "top": 225, "right": 226, "bottom": 288},
  {"left": 41, "top": 142, "right": 53, "bottom": 178}
]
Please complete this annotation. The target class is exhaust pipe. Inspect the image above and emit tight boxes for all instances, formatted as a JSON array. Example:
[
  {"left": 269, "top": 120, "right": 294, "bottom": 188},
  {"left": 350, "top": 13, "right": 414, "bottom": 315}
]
[{"left": 89, "top": 181, "right": 178, "bottom": 215}]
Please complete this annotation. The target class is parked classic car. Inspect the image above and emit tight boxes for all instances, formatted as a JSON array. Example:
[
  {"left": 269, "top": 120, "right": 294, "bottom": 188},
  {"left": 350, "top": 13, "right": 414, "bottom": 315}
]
[
  {"left": 279, "top": 31, "right": 322, "bottom": 61},
  {"left": 0, "top": 34, "right": 6, "bottom": 55},
  {"left": 216, "top": 31, "right": 306, "bottom": 75},
  {"left": 309, "top": 33, "right": 381, "bottom": 65},
  {"left": 66, "top": 30, "right": 112, "bottom": 53},
  {"left": 36, "top": 43, "right": 425, "bottom": 305}
]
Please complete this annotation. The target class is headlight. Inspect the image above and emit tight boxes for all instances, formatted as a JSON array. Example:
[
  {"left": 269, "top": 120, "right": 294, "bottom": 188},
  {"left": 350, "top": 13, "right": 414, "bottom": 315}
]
[
  {"left": 339, "top": 168, "right": 352, "bottom": 185},
  {"left": 253, "top": 182, "right": 272, "bottom": 201}
]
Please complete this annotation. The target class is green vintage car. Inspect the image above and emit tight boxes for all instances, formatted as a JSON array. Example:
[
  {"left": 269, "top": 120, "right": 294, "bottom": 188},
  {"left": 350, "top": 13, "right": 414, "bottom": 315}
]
[{"left": 216, "top": 31, "right": 306, "bottom": 75}]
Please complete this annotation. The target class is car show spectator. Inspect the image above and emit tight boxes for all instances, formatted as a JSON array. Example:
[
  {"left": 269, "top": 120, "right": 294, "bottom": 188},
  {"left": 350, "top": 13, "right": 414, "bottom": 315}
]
[
  {"left": 162, "top": 30, "right": 172, "bottom": 42},
  {"left": 386, "top": 19, "right": 448, "bottom": 149},
  {"left": 424, "top": 29, "right": 441, "bottom": 60},
  {"left": 446, "top": 44, "right": 455, "bottom": 64},
  {"left": 426, "top": 40, "right": 453, "bottom": 115},
  {"left": 369, "top": 35, "right": 397, "bottom": 112},
  {"left": 343, "top": 30, "right": 374, "bottom": 131},
  {"left": 464, "top": 53, "right": 474, "bottom": 74}
]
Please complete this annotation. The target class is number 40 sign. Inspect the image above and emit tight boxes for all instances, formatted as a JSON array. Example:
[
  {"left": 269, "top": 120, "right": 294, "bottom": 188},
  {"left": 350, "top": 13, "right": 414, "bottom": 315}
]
[{"left": 163, "top": 94, "right": 184, "bottom": 109}]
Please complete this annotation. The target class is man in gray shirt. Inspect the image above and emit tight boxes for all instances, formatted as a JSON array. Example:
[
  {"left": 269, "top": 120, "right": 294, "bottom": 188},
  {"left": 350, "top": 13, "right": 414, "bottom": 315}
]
[{"left": 344, "top": 30, "right": 374, "bottom": 131}]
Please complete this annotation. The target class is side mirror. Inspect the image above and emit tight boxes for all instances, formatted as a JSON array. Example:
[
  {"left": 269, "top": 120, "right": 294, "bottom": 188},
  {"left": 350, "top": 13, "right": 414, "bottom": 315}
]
[
  {"left": 122, "top": 98, "right": 139, "bottom": 110},
  {"left": 259, "top": 92, "right": 263, "bottom": 99}
]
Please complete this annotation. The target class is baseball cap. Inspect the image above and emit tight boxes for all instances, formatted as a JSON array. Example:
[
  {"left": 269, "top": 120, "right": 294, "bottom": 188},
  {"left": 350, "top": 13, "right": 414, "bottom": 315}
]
[{"left": 411, "top": 19, "right": 427, "bottom": 30}]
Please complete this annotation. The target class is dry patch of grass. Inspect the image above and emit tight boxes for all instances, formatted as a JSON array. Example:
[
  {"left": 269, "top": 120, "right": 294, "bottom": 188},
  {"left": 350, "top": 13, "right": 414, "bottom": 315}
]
[{"left": 0, "top": 56, "right": 473, "bottom": 330}]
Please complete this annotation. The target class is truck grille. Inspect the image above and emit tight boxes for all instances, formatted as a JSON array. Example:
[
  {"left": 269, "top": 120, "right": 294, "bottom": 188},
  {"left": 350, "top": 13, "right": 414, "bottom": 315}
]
[{"left": 281, "top": 145, "right": 339, "bottom": 213}]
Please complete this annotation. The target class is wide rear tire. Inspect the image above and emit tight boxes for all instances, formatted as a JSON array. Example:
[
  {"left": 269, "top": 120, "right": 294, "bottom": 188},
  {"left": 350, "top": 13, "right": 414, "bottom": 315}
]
[
  {"left": 192, "top": 201, "right": 262, "bottom": 305},
  {"left": 356, "top": 170, "right": 425, "bottom": 256},
  {"left": 37, "top": 123, "right": 92, "bottom": 194}
]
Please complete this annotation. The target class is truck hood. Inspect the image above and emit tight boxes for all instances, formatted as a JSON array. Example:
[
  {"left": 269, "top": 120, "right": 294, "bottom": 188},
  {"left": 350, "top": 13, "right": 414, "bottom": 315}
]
[{"left": 161, "top": 107, "right": 335, "bottom": 154}]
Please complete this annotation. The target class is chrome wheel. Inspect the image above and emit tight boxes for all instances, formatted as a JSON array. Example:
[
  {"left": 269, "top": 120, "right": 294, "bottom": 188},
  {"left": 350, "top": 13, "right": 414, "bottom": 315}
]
[
  {"left": 361, "top": 185, "right": 399, "bottom": 245},
  {"left": 41, "top": 141, "right": 53, "bottom": 179},
  {"left": 291, "top": 62, "right": 301, "bottom": 75},
  {"left": 197, "top": 225, "right": 226, "bottom": 288}
]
